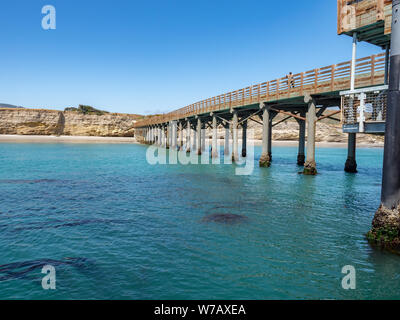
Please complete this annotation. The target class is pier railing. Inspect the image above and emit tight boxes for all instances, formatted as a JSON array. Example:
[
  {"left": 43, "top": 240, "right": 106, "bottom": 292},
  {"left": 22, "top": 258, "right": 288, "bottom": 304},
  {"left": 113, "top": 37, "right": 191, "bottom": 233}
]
[{"left": 134, "top": 53, "right": 385, "bottom": 127}]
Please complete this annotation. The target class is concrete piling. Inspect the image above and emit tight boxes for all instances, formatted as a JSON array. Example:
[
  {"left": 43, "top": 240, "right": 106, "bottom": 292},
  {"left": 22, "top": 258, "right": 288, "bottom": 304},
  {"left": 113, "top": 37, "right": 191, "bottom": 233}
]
[
  {"left": 259, "top": 106, "right": 272, "bottom": 167},
  {"left": 224, "top": 123, "right": 230, "bottom": 156},
  {"left": 303, "top": 98, "right": 317, "bottom": 175},
  {"left": 186, "top": 120, "right": 191, "bottom": 153},
  {"left": 368, "top": 0, "right": 400, "bottom": 250},
  {"left": 171, "top": 121, "right": 177, "bottom": 150},
  {"left": 178, "top": 122, "right": 183, "bottom": 151},
  {"left": 166, "top": 124, "right": 170, "bottom": 149},
  {"left": 296, "top": 114, "right": 306, "bottom": 166},
  {"left": 197, "top": 118, "right": 202, "bottom": 155},
  {"left": 242, "top": 120, "right": 247, "bottom": 157},
  {"left": 201, "top": 122, "right": 206, "bottom": 153},
  {"left": 344, "top": 133, "right": 357, "bottom": 173},
  {"left": 232, "top": 111, "right": 239, "bottom": 162},
  {"left": 212, "top": 115, "right": 218, "bottom": 158}
]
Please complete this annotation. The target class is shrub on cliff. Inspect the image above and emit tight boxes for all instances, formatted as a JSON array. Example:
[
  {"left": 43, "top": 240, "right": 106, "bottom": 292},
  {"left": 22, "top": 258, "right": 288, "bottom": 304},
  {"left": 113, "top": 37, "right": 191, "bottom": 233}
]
[{"left": 64, "top": 105, "right": 109, "bottom": 115}]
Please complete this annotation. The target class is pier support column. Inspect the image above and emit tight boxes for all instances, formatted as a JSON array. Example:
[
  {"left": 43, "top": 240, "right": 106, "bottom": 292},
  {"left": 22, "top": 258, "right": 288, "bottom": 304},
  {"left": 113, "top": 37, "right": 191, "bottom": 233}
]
[
  {"left": 166, "top": 124, "right": 170, "bottom": 149},
  {"left": 296, "top": 114, "right": 306, "bottom": 166},
  {"left": 232, "top": 111, "right": 239, "bottom": 162},
  {"left": 201, "top": 122, "right": 206, "bottom": 153},
  {"left": 171, "top": 121, "right": 177, "bottom": 150},
  {"left": 303, "top": 98, "right": 317, "bottom": 175},
  {"left": 211, "top": 115, "right": 218, "bottom": 158},
  {"left": 344, "top": 133, "right": 357, "bottom": 173},
  {"left": 186, "top": 120, "right": 191, "bottom": 153},
  {"left": 242, "top": 120, "right": 247, "bottom": 157},
  {"left": 148, "top": 127, "right": 151, "bottom": 144},
  {"left": 385, "top": 44, "right": 390, "bottom": 85},
  {"left": 160, "top": 124, "right": 165, "bottom": 148},
  {"left": 196, "top": 118, "right": 202, "bottom": 155},
  {"left": 224, "top": 123, "right": 230, "bottom": 156},
  {"left": 178, "top": 122, "right": 183, "bottom": 151},
  {"left": 158, "top": 126, "right": 162, "bottom": 146},
  {"left": 191, "top": 123, "right": 197, "bottom": 153},
  {"left": 259, "top": 106, "right": 272, "bottom": 167},
  {"left": 368, "top": 0, "right": 400, "bottom": 250},
  {"left": 165, "top": 125, "right": 167, "bottom": 147}
]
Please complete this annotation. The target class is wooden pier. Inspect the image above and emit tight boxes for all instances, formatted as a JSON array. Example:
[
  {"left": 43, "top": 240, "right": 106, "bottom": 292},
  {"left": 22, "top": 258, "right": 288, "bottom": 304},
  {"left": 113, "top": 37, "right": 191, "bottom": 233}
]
[{"left": 135, "top": 52, "right": 386, "bottom": 174}]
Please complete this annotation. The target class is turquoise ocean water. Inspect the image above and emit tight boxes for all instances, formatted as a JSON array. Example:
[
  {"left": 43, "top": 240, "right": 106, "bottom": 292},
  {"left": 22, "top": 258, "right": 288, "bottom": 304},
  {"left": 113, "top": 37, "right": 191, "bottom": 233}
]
[{"left": 0, "top": 142, "right": 399, "bottom": 300}]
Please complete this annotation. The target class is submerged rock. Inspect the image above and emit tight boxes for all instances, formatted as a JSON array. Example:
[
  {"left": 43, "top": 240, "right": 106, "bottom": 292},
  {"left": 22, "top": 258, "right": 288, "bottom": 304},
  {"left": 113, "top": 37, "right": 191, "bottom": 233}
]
[
  {"left": 367, "top": 204, "right": 400, "bottom": 253},
  {"left": 202, "top": 213, "right": 248, "bottom": 225}
]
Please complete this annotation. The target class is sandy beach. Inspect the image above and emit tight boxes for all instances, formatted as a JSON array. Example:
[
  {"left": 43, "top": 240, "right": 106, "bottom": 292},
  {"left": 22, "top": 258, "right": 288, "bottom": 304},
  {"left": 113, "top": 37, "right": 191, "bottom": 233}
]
[
  {"left": 0, "top": 135, "right": 138, "bottom": 144},
  {"left": 0, "top": 134, "right": 384, "bottom": 148}
]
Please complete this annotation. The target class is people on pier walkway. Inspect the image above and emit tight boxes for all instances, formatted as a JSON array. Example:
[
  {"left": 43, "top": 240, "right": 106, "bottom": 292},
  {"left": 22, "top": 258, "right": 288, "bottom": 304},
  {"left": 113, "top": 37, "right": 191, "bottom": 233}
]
[{"left": 287, "top": 72, "right": 295, "bottom": 88}]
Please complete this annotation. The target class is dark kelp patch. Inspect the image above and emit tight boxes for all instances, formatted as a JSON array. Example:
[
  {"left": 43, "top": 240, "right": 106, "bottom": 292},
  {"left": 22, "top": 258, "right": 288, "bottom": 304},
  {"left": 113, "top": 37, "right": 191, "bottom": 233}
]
[
  {"left": 0, "top": 179, "right": 60, "bottom": 184},
  {"left": 202, "top": 213, "right": 248, "bottom": 225},
  {"left": 0, "top": 257, "right": 91, "bottom": 281},
  {"left": 13, "top": 218, "right": 130, "bottom": 231}
]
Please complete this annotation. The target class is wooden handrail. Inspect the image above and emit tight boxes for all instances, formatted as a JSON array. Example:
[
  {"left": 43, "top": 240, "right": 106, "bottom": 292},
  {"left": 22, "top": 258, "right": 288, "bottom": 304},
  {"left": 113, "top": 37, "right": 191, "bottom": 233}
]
[{"left": 134, "top": 52, "right": 385, "bottom": 127}]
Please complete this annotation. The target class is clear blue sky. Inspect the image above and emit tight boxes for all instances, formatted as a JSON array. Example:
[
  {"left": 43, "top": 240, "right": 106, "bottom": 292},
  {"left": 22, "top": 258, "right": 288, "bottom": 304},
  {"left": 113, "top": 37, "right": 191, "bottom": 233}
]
[{"left": 0, "top": 0, "right": 383, "bottom": 115}]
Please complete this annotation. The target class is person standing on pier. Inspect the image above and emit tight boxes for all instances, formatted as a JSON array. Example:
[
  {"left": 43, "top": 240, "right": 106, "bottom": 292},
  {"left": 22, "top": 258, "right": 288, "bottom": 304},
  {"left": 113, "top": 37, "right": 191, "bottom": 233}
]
[{"left": 287, "top": 72, "right": 295, "bottom": 88}]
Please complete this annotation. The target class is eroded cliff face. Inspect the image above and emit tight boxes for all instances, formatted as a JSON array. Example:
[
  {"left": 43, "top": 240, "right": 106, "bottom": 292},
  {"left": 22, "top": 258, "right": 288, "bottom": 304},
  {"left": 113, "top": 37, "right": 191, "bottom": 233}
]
[{"left": 0, "top": 108, "right": 140, "bottom": 137}]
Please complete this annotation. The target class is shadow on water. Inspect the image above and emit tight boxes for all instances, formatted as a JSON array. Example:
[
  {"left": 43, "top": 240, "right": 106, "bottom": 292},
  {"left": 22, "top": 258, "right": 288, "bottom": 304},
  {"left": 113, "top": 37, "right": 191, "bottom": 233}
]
[
  {"left": 0, "top": 179, "right": 61, "bottom": 184},
  {"left": 12, "top": 218, "right": 130, "bottom": 232},
  {"left": 202, "top": 213, "right": 248, "bottom": 225},
  {"left": 0, "top": 257, "right": 93, "bottom": 281}
]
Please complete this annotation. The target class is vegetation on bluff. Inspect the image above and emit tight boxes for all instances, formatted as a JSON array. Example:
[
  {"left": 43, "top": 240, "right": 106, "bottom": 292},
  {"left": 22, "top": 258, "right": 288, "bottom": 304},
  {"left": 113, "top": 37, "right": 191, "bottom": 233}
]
[{"left": 64, "top": 105, "right": 109, "bottom": 115}]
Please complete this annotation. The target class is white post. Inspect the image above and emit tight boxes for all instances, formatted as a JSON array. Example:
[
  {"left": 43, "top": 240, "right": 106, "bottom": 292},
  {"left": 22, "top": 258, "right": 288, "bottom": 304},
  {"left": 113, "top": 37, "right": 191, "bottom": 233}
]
[{"left": 351, "top": 32, "right": 357, "bottom": 92}]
